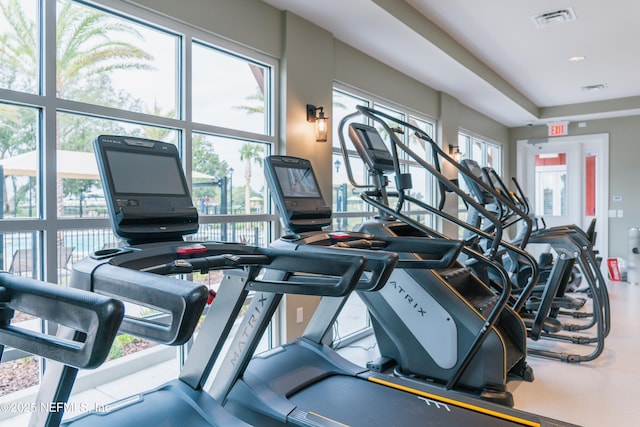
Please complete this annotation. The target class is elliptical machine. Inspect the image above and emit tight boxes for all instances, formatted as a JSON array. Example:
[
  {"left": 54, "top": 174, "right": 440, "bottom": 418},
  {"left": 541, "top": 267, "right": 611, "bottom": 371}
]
[
  {"left": 456, "top": 158, "right": 610, "bottom": 363},
  {"left": 338, "top": 105, "right": 608, "bottom": 364},
  {"left": 316, "top": 107, "right": 537, "bottom": 405}
]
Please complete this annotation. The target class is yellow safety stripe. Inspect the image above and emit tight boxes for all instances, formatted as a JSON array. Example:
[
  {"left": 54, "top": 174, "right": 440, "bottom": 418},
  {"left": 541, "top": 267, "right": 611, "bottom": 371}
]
[
  {"left": 307, "top": 411, "right": 351, "bottom": 427},
  {"left": 367, "top": 376, "right": 541, "bottom": 427}
]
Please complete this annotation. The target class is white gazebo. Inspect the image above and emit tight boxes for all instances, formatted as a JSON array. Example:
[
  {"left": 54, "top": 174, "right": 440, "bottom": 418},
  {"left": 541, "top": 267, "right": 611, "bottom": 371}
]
[
  {"left": 0, "top": 150, "right": 214, "bottom": 180},
  {"left": 0, "top": 150, "right": 100, "bottom": 180}
]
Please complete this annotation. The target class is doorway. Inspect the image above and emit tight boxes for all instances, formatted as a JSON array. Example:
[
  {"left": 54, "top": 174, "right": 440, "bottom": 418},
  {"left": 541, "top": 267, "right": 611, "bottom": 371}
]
[{"left": 516, "top": 133, "right": 609, "bottom": 260}]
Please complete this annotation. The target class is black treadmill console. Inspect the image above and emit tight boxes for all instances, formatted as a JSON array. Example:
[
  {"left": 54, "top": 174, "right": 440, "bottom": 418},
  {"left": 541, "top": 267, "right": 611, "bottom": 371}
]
[
  {"left": 264, "top": 156, "right": 331, "bottom": 233},
  {"left": 348, "top": 123, "right": 395, "bottom": 173},
  {"left": 94, "top": 135, "right": 198, "bottom": 243}
]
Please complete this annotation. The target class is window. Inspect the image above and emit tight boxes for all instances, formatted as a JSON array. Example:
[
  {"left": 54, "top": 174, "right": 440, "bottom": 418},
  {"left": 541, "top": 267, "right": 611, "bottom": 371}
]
[
  {"left": 457, "top": 131, "right": 504, "bottom": 233},
  {"left": 190, "top": 134, "right": 270, "bottom": 246},
  {"left": 0, "top": 0, "right": 277, "bottom": 396},
  {"left": 57, "top": 1, "right": 179, "bottom": 117},
  {"left": 0, "top": 0, "right": 39, "bottom": 94},
  {"left": 458, "top": 132, "right": 502, "bottom": 174},
  {"left": 192, "top": 42, "right": 270, "bottom": 134},
  {"left": 332, "top": 88, "right": 437, "bottom": 232},
  {"left": 0, "top": 104, "right": 39, "bottom": 219},
  {"left": 332, "top": 89, "right": 370, "bottom": 229}
]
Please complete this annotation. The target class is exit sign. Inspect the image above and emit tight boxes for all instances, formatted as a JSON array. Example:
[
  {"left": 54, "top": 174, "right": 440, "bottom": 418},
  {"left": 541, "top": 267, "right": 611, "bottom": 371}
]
[{"left": 548, "top": 121, "right": 569, "bottom": 136}]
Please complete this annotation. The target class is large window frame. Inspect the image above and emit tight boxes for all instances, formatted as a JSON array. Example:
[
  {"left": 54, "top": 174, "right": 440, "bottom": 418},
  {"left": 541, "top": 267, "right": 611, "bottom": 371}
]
[
  {"left": 0, "top": 0, "right": 278, "bottom": 367},
  {"left": 456, "top": 130, "right": 504, "bottom": 229},
  {"left": 332, "top": 85, "right": 438, "bottom": 231},
  {"left": 458, "top": 130, "right": 503, "bottom": 174}
]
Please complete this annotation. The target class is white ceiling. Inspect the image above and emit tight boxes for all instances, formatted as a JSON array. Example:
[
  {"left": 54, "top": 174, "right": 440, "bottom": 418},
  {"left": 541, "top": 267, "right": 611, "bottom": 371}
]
[{"left": 261, "top": 0, "right": 640, "bottom": 127}]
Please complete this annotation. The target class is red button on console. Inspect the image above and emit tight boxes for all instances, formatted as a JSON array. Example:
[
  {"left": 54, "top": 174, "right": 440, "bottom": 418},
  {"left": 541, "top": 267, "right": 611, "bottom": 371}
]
[
  {"left": 328, "top": 232, "right": 351, "bottom": 240},
  {"left": 176, "top": 244, "right": 207, "bottom": 255}
]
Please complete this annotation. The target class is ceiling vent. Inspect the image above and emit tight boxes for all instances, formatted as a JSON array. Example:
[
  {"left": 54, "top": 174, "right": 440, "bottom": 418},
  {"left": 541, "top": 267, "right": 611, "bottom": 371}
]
[
  {"left": 532, "top": 8, "right": 577, "bottom": 28},
  {"left": 582, "top": 84, "right": 607, "bottom": 92}
]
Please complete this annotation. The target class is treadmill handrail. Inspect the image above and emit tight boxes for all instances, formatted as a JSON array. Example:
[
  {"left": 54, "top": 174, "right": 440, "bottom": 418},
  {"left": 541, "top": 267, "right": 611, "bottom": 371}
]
[
  {"left": 334, "top": 235, "right": 463, "bottom": 271},
  {"left": 73, "top": 259, "right": 208, "bottom": 346},
  {"left": 283, "top": 244, "right": 398, "bottom": 292},
  {"left": 251, "top": 249, "right": 372, "bottom": 297},
  {"left": 141, "top": 245, "right": 379, "bottom": 298},
  {"left": 0, "top": 272, "right": 124, "bottom": 369},
  {"left": 140, "top": 253, "right": 273, "bottom": 275}
]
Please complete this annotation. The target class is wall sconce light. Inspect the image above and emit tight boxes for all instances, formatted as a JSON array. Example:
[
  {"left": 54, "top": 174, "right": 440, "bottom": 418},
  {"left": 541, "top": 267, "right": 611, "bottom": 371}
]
[
  {"left": 449, "top": 144, "right": 463, "bottom": 162},
  {"left": 307, "top": 104, "right": 329, "bottom": 142}
]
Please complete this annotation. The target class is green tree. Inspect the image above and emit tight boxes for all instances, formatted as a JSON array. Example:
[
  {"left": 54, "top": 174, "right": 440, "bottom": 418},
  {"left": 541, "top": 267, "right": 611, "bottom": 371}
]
[
  {"left": 55, "top": 0, "right": 154, "bottom": 217},
  {"left": 191, "top": 136, "right": 229, "bottom": 213},
  {"left": 234, "top": 81, "right": 266, "bottom": 214},
  {"left": 0, "top": 0, "right": 37, "bottom": 91},
  {"left": 239, "top": 143, "right": 263, "bottom": 214},
  {"left": 55, "top": 0, "right": 154, "bottom": 100}
]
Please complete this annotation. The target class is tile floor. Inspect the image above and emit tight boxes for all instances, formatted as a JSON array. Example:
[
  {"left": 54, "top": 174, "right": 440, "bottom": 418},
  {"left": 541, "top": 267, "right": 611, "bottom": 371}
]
[
  {"left": 511, "top": 281, "right": 638, "bottom": 427},
  {"left": 1, "top": 280, "right": 636, "bottom": 427}
]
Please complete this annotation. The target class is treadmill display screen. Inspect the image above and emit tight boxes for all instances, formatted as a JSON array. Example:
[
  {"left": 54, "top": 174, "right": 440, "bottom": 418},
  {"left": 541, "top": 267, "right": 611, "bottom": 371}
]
[
  {"left": 274, "top": 166, "right": 322, "bottom": 198},
  {"left": 106, "top": 149, "right": 188, "bottom": 196}
]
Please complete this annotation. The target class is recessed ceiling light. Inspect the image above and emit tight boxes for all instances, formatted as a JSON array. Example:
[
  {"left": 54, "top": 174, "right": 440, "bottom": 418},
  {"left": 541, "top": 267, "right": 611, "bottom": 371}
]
[
  {"left": 582, "top": 84, "right": 607, "bottom": 92},
  {"left": 569, "top": 55, "right": 585, "bottom": 62}
]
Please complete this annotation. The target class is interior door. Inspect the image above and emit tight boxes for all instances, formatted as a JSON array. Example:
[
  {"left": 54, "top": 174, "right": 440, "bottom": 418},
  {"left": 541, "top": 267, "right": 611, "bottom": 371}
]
[
  {"left": 516, "top": 134, "right": 608, "bottom": 260},
  {"left": 529, "top": 143, "right": 581, "bottom": 229}
]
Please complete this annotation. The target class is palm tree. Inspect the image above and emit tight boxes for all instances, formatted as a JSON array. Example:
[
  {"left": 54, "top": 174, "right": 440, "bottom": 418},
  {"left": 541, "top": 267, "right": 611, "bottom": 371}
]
[
  {"left": 1, "top": 0, "right": 154, "bottom": 97},
  {"left": 55, "top": 0, "right": 154, "bottom": 99},
  {"left": 239, "top": 143, "right": 263, "bottom": 214},
  {"left": 54, "top": 1, "right": 154, "bottom": 220},
  {"left": 0, "top": 0, "right": 37, "bottom": 91},
  {"left": 1, "top": 0, "right": 156, "bottom": 243},
  {"left": 234, "top": 66, "right": 266, "bottom": 214}
]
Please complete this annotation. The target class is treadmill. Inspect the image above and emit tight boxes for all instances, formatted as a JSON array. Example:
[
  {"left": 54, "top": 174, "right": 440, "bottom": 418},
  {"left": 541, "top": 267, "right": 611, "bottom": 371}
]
[
  {"left": 33, "top": 135, "right": 393, "bottom": 427},
  {"left": 217, "top": 155, "right": 579, "bottom": 426}
]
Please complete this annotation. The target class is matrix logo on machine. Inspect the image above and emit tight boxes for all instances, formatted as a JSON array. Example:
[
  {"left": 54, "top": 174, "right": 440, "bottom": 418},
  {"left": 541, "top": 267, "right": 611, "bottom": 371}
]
[
  {"left": 387, "top": 281, "right": 427, "bottom": 317},
  {"left": 378, "top": 269, "right": 458, "bottom": 369},
  {"left": 229, "top": 291, "right": 270, "bottom": 367}
]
